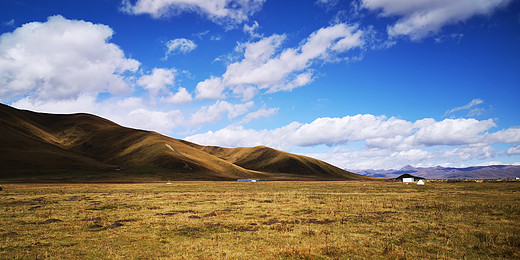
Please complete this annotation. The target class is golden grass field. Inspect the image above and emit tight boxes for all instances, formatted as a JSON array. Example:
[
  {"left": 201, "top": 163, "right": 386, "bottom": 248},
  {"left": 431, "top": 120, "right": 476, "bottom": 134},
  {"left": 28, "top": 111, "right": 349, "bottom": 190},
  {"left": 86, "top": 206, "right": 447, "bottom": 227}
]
[{"left": 1, "top": 181, "right": 519, "bottom": 259}]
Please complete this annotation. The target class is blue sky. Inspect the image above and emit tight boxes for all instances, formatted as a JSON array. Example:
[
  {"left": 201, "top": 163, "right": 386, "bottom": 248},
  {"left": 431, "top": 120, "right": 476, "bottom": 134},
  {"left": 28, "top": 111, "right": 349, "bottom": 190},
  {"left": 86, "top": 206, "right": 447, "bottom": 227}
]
[{"left": 1, "top": 0, "right": 519, "bottom": 170}]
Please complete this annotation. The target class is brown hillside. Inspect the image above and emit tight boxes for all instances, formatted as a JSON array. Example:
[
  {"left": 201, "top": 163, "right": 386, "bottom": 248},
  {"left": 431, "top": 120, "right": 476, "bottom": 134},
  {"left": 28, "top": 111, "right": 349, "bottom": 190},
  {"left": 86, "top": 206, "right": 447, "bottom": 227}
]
[
  {"left": 201, "top": 146, "right": 368, "bottom": 180},
  {"left": 0, "top": 104, "right": 116, "bottom": 175},
  {"left": 0, "top": 103, "right": 369, "bottom": 182}
]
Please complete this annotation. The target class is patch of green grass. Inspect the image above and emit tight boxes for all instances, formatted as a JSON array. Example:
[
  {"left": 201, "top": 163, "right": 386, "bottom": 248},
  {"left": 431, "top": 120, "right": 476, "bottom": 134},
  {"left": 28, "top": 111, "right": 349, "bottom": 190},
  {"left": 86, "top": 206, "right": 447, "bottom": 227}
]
[{"left": 0, "top": 181, "right": 519, "bottom": 259}]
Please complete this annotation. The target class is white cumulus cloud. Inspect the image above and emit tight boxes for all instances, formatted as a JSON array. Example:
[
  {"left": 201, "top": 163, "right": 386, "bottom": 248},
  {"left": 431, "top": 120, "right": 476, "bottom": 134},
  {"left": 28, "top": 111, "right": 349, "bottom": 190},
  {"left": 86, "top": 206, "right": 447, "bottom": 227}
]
[
  {"left": 137, "top": 68, "right": 176, "bottom": 97},
  {"left": 186, "top": 115, "right": 520, "bottom": 169},
  {"left": 165, "top": 38, "right": 197, "bottom": 59},
  {"left": 189, "top": 100, "right": 254, "bottom": 126},
  {"left": 0, "top": 15, "right": 140, "bottom": 102},
  {"left": 441, "top": 144, "right": 496, "bottom": 161},
  {"left": 185, "top": 122, "right": 302, "bottom": 149},
  {"left": 409, "top": 118, "right": 496, "bottom": 146},
  {"left": 292, "top": 114, "right": 413, "bottom": 147},
  {"left": 188, "top": 115, "right": 502, "bottom": 150},
  {"left": 121, "top": 108, "right": 185, "bottom": 134},
  {"left": 162, "top": 87, "right": 192, "bottom": 104},
  {"left": 196, "top": 23, "right": 365, "bottom": 100},
  {"left": 239, "top": 106, "right": 278, "bottom": 124},
  {"left": 11, "top": 95, "right": 184, "bottom": 134},
  {"left": 361, "top": 0, "right": 513, "bottom": 40},
  {"left": 507, "top": 145, "right": 520, "bottom": 155},
  {"left": 195, "top": 76, "right": 226, "bottom": 100},
  {"left": 137, "top": 68, "right": 193, "bottom": 104},
  {"left": 121, "top": 0, "right": 266, "bottom": 27},
  {"left": 488, "top": 128, "right": 520, "bottom": 144}
]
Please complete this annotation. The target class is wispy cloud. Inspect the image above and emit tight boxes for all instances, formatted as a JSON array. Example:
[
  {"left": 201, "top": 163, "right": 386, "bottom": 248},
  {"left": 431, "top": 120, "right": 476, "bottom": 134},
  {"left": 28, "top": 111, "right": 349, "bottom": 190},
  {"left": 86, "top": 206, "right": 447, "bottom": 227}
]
[
  {"left": 243, "top": 20, "right": 262, "bottom": 38},
  {"left": 434, "top": 33, "right": 464, "bottom": 44},
  {"left": 3, "top": 19, "right": 15, "bottom": 27},
  {"left": 445, "top": 98, "right": 485, "bottom": 116},
  {"left": 315, "top": 0, "right": 338, "bottom": 9},
  {"left": 192, "top": 30, "right": 209, "bottom": 39}
]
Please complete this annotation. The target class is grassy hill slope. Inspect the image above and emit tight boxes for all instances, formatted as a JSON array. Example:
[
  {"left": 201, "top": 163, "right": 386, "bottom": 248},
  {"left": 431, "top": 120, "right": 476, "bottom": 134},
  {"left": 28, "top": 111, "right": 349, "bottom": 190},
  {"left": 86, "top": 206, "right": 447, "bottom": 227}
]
[
  {"left": 200, "top": 145, "right": 368, "bottom": 180},
  {"left": 0, "top": 104, "right": 116, "bottom": 176},
  {"left": 0, "top": 103, "right": 368, "bottom": 182}
]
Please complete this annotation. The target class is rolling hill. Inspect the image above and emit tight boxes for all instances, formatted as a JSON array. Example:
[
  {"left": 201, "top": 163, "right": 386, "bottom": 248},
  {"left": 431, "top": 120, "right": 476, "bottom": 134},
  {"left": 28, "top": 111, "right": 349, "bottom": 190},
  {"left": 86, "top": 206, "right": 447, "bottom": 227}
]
[{"left": 0, "top": 103, "right": 369, "bottom": 182}]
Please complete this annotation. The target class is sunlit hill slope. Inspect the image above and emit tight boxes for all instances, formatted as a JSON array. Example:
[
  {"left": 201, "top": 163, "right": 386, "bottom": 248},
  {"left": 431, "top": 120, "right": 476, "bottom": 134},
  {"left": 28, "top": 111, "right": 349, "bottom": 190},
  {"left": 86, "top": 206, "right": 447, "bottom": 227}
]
[{"left": 0, "top": 104, "right": 369, "bottom": 182}]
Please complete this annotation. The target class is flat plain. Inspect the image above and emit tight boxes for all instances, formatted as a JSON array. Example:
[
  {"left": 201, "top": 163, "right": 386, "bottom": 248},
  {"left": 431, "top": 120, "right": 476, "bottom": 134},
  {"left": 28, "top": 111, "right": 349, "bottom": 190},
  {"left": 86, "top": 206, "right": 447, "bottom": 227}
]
[{"left": 1, "top": 181, "right": 519, "bottom": 259}]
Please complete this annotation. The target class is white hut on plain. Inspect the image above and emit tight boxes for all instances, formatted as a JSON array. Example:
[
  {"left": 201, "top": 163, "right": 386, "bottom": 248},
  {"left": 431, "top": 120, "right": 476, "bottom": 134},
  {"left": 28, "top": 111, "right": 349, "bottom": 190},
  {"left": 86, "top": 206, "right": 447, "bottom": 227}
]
[
  {"left": 395, "top": 174, "right": 425, "bottom": 183},
  {"left": 402, "top": 177, "right": 414, "bottom": 183}
]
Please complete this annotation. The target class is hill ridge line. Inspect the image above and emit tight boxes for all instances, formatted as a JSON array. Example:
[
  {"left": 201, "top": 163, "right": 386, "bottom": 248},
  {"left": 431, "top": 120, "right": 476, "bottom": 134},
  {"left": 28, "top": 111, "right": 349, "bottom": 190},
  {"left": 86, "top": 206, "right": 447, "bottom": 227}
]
[{"left": 0, "top": 103, "right": 371, "bottom": 182}]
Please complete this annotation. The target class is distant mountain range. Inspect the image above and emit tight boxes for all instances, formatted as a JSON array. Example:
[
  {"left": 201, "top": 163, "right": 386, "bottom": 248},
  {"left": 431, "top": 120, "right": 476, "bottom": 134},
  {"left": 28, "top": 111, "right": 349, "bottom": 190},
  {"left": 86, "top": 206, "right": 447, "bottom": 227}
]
[
  {"left": 0, "top": 103, "right": 370, "bottom": 182},
  {"left": 352, "top": 165, "right": 520, "bottom": 179}
]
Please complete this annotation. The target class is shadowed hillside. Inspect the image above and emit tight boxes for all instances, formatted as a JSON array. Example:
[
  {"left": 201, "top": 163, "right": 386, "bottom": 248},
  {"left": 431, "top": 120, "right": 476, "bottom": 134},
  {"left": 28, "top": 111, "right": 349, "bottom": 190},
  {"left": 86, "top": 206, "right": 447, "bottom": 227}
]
[{"left": 0, "top": 104, "right": 369, "bottom": 182}]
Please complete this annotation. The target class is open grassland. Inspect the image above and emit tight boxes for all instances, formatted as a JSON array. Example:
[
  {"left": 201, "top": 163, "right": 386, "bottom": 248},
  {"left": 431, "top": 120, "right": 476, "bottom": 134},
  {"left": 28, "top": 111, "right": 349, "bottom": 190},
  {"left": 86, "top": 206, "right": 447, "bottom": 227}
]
[{"left": 1, "top": 181, "right": 519, "bottom": 259}]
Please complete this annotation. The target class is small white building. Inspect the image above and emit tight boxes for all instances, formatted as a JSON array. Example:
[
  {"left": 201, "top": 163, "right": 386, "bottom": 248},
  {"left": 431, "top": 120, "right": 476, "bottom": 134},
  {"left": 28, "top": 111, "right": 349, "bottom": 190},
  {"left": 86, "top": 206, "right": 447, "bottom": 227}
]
[
  {"left": 402, "top": 177, "right": 415, "bottom": 183},
  {"left": 396, "top": 174, "right": 425, "bottom": 183}
]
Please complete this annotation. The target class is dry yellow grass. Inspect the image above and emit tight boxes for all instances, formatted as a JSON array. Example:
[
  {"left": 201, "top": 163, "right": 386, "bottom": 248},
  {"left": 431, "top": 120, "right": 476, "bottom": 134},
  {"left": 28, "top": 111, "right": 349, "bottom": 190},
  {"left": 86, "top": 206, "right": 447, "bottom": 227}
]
[{"left": 1, "top": 181, "right": 519, "bottom": 259}]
